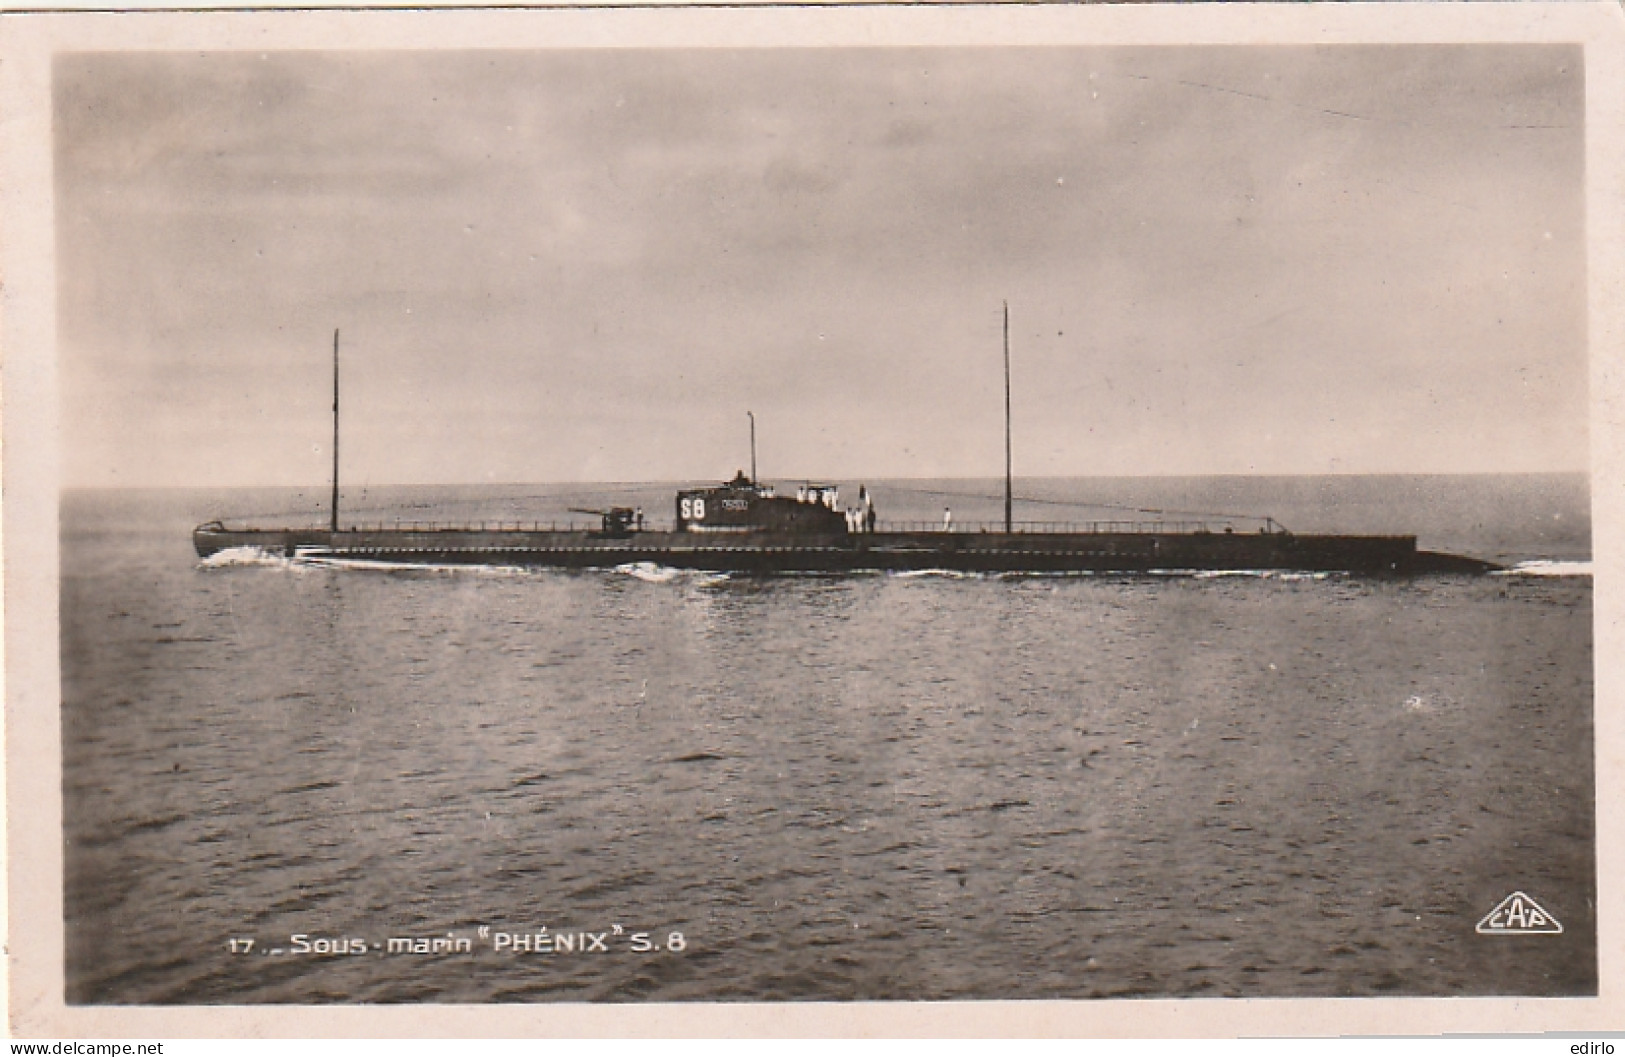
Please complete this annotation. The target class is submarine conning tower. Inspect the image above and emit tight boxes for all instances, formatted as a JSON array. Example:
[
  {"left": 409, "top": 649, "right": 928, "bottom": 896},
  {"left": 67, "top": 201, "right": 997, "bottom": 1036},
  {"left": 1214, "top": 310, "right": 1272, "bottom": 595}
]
[{"left": 675, "top": 471, "right": 849, "bottom": 534}]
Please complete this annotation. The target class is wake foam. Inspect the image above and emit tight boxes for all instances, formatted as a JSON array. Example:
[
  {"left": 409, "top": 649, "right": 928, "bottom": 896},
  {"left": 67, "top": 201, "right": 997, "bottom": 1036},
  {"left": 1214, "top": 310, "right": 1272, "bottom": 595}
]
[
  {"left": 1171, "top": 569, "right": 1334, "bottom": 581},
  {"left": 891, "top": 568, "right": 1337, "bottom": 582},
  {"left": 617, "top": 561, "right": 683, "bottom": 584},
  {"left": 614, "top": 562, "right": 729, "bottom": 585},
  {"left": 202, "top": 547, "right": 531, "bottom": 576},
  {"left": 198, "top": 546, "right": 293, "bottom": 569},
  {"left": 293, "top": 555, "right": 536, "bottom": 576},
  {"left": 1495, "top": 560, "right": 1593, "bottom": 578}
]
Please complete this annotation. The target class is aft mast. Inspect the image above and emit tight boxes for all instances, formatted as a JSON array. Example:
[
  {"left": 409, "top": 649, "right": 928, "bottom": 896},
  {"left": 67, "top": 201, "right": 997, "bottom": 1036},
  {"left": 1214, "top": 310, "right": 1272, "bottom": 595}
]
[{"left": 331, "top": 329, "right": 340, "bottom": 534}]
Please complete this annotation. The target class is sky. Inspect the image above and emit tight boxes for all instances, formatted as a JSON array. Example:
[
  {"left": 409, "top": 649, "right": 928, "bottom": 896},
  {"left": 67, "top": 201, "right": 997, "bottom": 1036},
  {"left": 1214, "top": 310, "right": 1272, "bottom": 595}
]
[{"left": 54, "top": 45, "right": 1587, "bottom": 488}]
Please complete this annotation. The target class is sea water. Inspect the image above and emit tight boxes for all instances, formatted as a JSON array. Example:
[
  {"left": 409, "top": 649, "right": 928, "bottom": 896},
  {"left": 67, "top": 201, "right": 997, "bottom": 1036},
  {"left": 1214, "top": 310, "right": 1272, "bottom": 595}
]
[{"left": 60, "top": 475, "right": 1594, "bottom": 1002}]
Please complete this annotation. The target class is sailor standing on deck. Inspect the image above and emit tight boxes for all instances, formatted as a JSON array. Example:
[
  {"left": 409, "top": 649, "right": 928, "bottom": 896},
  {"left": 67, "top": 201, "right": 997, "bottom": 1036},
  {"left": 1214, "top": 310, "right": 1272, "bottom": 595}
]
[{"left": 943, "top": 507, "right": 953, "bottom": 532}]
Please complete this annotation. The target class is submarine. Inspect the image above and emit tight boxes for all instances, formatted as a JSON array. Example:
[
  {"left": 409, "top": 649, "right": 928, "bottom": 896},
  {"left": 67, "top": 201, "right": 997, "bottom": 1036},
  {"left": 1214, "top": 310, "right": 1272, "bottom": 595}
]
[{"left": 191, "top": 321, "right": 1501, "bottom": 576}]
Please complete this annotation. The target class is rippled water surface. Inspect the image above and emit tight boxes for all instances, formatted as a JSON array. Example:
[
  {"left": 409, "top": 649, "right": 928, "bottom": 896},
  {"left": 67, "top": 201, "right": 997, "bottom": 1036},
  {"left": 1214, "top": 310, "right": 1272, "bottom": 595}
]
[{"left": 62, "top": 478, "right": 1595, "bottom": 1002}]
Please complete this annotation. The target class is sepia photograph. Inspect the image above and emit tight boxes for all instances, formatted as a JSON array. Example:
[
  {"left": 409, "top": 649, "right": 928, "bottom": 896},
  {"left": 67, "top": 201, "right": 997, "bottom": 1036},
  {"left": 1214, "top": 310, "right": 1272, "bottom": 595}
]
[{"left": 6, "top": 1, "right": 1623, "bottom": 1038}]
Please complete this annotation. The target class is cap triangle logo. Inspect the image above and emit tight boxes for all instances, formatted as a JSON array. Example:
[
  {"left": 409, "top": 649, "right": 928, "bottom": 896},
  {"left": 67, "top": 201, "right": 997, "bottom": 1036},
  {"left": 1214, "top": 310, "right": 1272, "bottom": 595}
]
[{"left": 1476, "top": 891, "right": 1563, "bottom": 934}]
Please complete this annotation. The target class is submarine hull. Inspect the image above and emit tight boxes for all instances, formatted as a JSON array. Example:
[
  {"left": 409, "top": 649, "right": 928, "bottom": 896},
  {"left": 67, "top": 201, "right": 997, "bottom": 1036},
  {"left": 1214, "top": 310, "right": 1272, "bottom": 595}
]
[{"left": 192, "top": 525, "right": 1499, "bottom": 575}]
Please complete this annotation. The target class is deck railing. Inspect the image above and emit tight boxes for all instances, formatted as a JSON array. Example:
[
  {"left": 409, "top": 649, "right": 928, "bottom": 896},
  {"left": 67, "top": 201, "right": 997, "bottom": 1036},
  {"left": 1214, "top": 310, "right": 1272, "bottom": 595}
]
[
  {"left": 335, "top": 521, "right": 601, "bottom": 533},
  {"left": 208, "top": 521, "right": 600, "bottom": 534},
  {"left": 872, "top": 519, "right": 1252, "bottom": 535}
]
